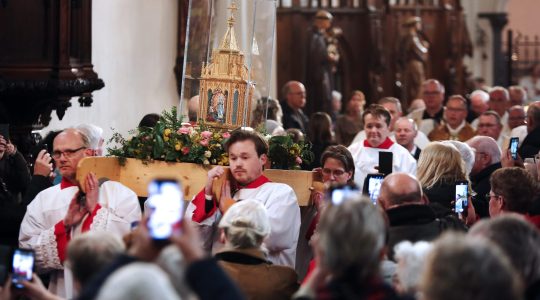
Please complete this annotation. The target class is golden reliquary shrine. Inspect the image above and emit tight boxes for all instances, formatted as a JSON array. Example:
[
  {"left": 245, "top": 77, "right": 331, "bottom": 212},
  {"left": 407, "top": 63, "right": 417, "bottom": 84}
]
[{"left": 198, "top": 1, "right": 255, "bottom": 130}]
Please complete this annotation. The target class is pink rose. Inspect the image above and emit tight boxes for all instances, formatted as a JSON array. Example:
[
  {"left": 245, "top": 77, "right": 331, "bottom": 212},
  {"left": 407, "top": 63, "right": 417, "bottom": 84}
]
[
  {"left": 222, "top": 132, "right": 231, "bottom": 139},
  {"left": 201, "top": 131, "right": 212, "bottom": 139},
  {"left": 181, "top": 147, "right": 190, "bottom": 155},
  {"left": 177, "top": 127, "right": 190, "bottom": 134},
  {"left": 200, "top": 139, "right": 209, "bottom": 147},
  {"left": 295, "top": 156, "right": 302, "bottom": 165}
]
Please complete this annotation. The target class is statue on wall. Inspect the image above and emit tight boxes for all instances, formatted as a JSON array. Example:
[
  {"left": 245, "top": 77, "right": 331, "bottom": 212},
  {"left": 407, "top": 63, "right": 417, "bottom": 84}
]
[
  {"left": 304, "top": 10, "right": 339, "bottom": 117},
  {"left": 399, "top": 16, "right": 429, "bottom": 106}
]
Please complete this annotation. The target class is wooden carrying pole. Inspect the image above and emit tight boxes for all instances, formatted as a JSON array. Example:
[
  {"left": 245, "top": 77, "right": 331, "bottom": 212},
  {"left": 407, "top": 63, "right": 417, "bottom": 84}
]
[{"left": 76, "top": 157, "right": 323, "bottom": 206}]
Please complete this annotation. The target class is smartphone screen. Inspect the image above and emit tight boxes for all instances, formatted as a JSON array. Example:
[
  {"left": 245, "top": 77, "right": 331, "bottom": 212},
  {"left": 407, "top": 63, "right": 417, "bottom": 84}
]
[
  {"left": 455, "top": 181, "right": 468, "bottom": 214},
  {"left": 146, "top": 179, "right": 184, "bottom": 241},
  {"left": 330, "top": 184, "right": 360, "bottom": 206},
  {"left": 509, "top": 137, "right": 519, "bottom": 160},
  {"left": 11, "top": 249, "right": 34, "bottom": 289},
  {"left": 366, "top": 174, "right": 384, "bottom": 205},
  {"left": 378, "top": 152, "right": 393, "bottom": 176}
]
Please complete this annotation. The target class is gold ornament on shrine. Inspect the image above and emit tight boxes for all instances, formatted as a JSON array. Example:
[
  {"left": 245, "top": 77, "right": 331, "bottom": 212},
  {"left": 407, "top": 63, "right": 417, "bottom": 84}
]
[{"left": 198, "top": 1, "right": 255, "bottom": 129}]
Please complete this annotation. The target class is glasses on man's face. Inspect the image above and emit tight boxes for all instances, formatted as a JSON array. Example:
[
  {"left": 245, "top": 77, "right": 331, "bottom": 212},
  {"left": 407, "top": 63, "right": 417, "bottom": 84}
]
[
  {"left": 322, "top": 168, "right": 346, "bottom": 177},
  {"left": 423, "top": 91, "right": 441, "bottom": 96},
  {"left": 52, "top": 147, "right": 86, "bottom": 160},
  {"left": 485, "top": 193, "right": 500, "bottom": 200},
  {"left": 477, "top": 123, "right": 497, "bottom": 128},
  {"left": 289, "top": 91, "right": 306, "bottom": 97}
]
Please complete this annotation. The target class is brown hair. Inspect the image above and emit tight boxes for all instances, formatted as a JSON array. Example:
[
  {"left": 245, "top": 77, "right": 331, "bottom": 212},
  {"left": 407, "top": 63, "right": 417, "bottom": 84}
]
[
  {"left": 362, "top": 104, "right": 391, "bottom": 126},
  {"left": 490, "top": 167, "right": 538, "bottom": 214},
  {"left": 224, "top": 130, "right": 269, "bottom": 157},
  {"left": 321, "top": 145, "right": 355, "bottom": 181}
]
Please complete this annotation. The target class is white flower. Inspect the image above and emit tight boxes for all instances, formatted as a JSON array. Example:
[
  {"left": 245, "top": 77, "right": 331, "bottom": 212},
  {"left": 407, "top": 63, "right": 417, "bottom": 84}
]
[
  {"left": 203, "top": 159, "right": 210, "bottom": 165},
  {"left": 204, "top": 150, "right": 212, "bottom": 158}
]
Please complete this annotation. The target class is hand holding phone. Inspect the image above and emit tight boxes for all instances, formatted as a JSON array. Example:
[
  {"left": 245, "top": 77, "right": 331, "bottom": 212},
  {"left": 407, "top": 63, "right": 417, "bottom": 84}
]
[
  {"left": 455, "top": 181, "right": 468, "bottom": 215},
  {"left": 364, "top": 174, "right": 385, "bottom": 205},
  {"left": 509, "top": 137, "right": 519, "bottom": 160},
  {"left": 147, "top": 179, "right": 184, "bottom": 242},
  {"left": 378, "top": 152, "right": 393, "bottom": 176},
  {"left": 327, "top": 183, "right": 360, "bottom": 206},
  {"left": 11, "top": 249, "right": 34, "bottom": 289}
]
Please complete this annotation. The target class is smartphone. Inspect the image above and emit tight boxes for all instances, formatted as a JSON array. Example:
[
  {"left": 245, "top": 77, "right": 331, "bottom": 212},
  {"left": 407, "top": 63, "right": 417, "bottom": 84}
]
[
  {"left": 364, "top": 173, "right": 385, "bottom": 205},
  {"left": 146, "top": 179, "right": 184, "bottom": 241},
  {"left": 509, "top": 137, "right": 519, "bottom": 160},
  {"left": 378, "top": 152, "right": 393, "bottom": 176},
  {"left": 11, "top": 249, "right": 34, "bottom": 289},
  {"left": 328, "top": 183, "right": 360, "bottom": 206},
  {"left": 455, "top": 180, "right": 468, "bottom": 214}
]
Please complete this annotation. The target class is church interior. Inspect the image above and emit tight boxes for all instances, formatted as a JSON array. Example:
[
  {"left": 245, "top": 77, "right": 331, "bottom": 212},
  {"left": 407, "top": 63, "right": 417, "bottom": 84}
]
[{"left": 2, "top": 0, "right": 540, "bottom": 299}]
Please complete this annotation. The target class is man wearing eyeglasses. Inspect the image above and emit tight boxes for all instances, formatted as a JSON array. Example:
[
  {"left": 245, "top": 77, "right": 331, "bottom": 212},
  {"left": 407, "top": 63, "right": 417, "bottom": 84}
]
[
  {"left": 488, "top": 167, "right": 540, "bottom": 229},
  {"left": 427, "top": 95, "right": 475, "bottom": 142},
  {"left": 476, "top": 111, "right": 506, "bottom": 150},
  {"left": 466, "top": 136, "right": 502, "bottom": 219},
  {"left": 407, "top": 79, "right": 446, "bottom": 135},
  {"left": 281, "top": 81, "right": 309, "bottom": 132},
  {"left": 19, "top": 128, "right": 141, "bottom": 298}
]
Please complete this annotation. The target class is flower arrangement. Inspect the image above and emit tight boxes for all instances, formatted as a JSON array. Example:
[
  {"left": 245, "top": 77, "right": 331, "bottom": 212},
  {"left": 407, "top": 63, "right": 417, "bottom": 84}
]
[{"left": 108, "top": 107, "right": 313, "bottom": 170}]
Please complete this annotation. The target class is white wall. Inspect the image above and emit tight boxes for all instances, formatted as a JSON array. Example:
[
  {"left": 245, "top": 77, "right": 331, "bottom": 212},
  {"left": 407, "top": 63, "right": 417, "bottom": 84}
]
[{"left": 42, "top": 0, "right": 180, "bottom": 153}]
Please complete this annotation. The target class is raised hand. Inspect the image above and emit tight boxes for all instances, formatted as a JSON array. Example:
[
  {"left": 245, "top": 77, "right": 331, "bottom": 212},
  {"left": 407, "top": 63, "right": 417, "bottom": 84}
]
[
  {"left": 34, "top": 149, "right": 53, "bottom": 177},
  {"left": 64, "top": 193, "right": 89, "bottom": 229},
  {"left": 84, "top": 172, "right": 99, "bottom": 212}
]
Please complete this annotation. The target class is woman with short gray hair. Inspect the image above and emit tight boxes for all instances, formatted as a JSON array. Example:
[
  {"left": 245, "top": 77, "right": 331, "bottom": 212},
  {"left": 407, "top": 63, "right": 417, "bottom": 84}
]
[{"left": 216, "top": 200, "right": 299, "bottom": 299}]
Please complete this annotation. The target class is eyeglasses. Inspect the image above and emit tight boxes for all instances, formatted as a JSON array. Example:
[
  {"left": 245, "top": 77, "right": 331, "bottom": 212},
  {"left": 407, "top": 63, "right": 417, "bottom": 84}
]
[
  {"left": 322, "top": 168, "right": 347, "bottom": 177},
  {"left": 446, "top": 107, "right": 466, "bottom": 112},
  {"left": 477, "top": 123, "right": 498, "bottom": 128},
  {"left": 52, "top": 147, "right": 86, "bottom": 159},
  {"left": 289, "top": 91, "right": 306, "bottom": 97},
  {"left": 485, "top": 193, "right": 501, "bottom": 200}
]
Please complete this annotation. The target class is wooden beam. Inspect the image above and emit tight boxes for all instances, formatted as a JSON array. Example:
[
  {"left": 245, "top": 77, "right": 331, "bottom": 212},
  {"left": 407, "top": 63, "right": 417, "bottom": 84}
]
[{"left": 76, "top": 157, "right": 323, "bottom": 206}]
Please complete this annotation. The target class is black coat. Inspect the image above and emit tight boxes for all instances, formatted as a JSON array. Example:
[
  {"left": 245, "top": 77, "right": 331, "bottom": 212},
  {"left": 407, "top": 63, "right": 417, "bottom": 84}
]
[
  {"left": 386, "top": 204, "right": 466, "bottom": 260},
  {"left": 281, "top": 101, "right": 309, "bottom": 132},
  {"left": 519, "top": 126, "right": 540, "bottom": 159},
  {"left": 470, "top": 163, "right": 501, "bottom": 218}
]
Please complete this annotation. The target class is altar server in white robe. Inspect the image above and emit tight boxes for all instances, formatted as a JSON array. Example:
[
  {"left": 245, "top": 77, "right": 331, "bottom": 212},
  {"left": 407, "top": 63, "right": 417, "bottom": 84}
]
[
  {"left": 19, "top": 128, "right": 141, "bottom": 299},
  {"left": 185, "top": 130, "right": 300, "bottom": 268},
  {"left": 348, "top": 104, "right": 417, "bottom": 191}
]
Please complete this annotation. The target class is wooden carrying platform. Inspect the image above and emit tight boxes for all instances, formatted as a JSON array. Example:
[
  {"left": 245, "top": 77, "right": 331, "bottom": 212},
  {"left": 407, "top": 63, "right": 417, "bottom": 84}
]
[{"left": 76, "top": 157, "right": 323, "bottom": 206}]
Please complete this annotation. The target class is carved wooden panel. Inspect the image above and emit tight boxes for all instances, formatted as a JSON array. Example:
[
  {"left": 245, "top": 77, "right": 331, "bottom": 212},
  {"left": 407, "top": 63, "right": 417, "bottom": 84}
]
[{"left": 0, "top": 0, "right": 104, "bottom": 155}]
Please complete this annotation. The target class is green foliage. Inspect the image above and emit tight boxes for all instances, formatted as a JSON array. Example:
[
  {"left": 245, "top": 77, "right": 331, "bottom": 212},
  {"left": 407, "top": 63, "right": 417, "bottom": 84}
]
[{"left": 107, "top": 107, "right": 313, "bottom": 170}]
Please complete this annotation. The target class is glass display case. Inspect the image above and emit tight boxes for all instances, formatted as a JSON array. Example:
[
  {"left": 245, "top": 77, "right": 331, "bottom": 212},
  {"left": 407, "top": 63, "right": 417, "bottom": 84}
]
[{"left": 180, "top": 0, "right": 277, "bottom": 130}]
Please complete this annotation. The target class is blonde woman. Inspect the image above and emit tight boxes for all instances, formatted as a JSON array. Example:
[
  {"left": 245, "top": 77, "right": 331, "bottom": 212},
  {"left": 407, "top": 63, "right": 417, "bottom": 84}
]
[{"left": 417, "top": 142, "right": 476, "bottom": 223}]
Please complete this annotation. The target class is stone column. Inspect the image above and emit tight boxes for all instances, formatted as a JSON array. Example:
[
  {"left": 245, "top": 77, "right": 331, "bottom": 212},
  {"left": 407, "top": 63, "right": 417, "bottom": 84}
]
[{"left": 478, "top": 12, "right": 508, "bottom": 86}]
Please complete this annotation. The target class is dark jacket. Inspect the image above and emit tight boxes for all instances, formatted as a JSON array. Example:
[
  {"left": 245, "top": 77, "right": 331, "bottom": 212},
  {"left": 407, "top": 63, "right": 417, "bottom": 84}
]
[
  {"left": 216, "top": 248, "right": 298, "bottom": 300},
  {"left": 470, "top": 162, "right": 501, "bottom": 218},
  {"left": 423, "top": 181, "right": 455, "bottom": 209},
  {"left": 0, "top": 151, "right": 31, "bottom": 247},
  {"left": 519, "top": 126, "right": 540, "bottom": 159},
  {"left": 21, "top": 175, "right": 53, "bottom": 206},
  {"left": 281, "top": 101, "right": 309, "bottom": 132},
  {"left": 386, "top": 204, "right": 466, "bottom": 260}
]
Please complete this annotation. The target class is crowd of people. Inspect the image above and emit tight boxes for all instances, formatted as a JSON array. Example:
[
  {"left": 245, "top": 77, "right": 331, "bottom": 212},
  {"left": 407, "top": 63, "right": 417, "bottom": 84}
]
[{"left": 0, "top": 76, "right": 539, "bottom": 300}]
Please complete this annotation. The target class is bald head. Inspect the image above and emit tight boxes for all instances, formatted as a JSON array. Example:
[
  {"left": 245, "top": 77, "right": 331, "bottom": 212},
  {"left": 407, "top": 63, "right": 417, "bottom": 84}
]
[
  {"left": 282, "top": 81, "right": 306, "bottom": 110},
  {"left": 379, "top": 173, "right": 424, "bottom": 208}
]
